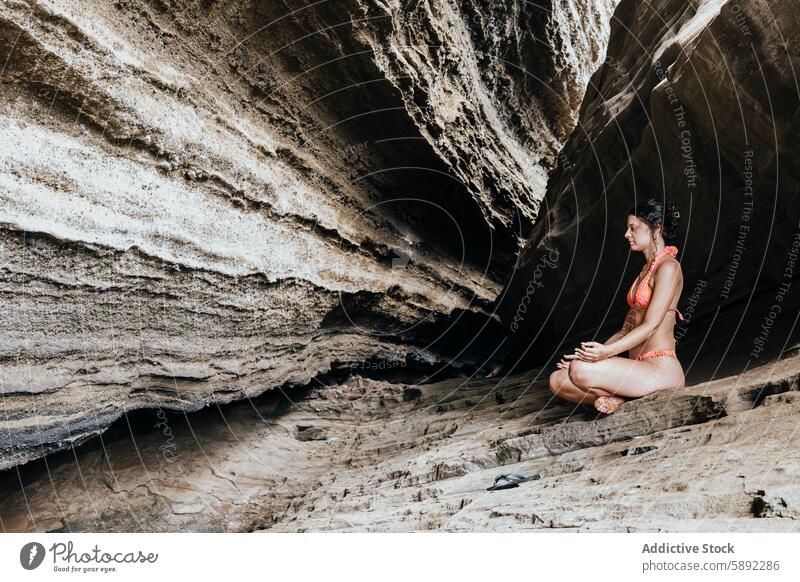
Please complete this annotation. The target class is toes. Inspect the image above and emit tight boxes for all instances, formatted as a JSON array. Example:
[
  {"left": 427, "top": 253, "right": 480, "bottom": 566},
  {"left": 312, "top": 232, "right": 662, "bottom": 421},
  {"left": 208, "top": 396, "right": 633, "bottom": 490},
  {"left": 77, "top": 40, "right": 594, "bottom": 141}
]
[
  {"left": 593, "top": 397, "right": 608, "bottom": 413},
  {"left": 594, "top": 396, "right": 624, "bottom": 414}
]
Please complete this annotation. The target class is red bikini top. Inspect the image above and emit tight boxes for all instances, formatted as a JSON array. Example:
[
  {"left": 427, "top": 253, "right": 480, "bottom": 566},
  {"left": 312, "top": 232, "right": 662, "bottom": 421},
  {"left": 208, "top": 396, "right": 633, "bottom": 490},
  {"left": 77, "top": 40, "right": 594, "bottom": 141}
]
[{"left": 627, "top": 245, "right": 684, "bottom": 320}]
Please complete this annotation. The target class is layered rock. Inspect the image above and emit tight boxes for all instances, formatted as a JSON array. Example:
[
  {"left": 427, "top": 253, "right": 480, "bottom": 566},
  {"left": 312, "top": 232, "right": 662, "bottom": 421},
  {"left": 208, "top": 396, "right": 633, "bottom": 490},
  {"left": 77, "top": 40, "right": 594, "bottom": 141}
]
[
  {"left": 498, "top": 0, "right": 800, "bottom": 369},
  {"left": 3, "top": 345, "right": 799, "bottom": 532},
  {"left": 0, "top": 0, "right": 618, "bottom": 469}
]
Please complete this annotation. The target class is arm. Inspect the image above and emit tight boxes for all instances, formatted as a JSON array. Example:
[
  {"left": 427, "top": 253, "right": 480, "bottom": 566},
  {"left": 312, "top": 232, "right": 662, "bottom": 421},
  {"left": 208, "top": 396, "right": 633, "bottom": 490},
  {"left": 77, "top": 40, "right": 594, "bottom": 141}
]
[
  {"left": 604, "top": 307, "right": 637, "bottom": 344},
  {"left": 571, "top": 308, "right": 635, "bottom": 365},
  {"left": 603, "top": 261, "right": 680, "bottom": 357},
  {"left": 603, "top": 328, "right": 626, "bottom": 346}
]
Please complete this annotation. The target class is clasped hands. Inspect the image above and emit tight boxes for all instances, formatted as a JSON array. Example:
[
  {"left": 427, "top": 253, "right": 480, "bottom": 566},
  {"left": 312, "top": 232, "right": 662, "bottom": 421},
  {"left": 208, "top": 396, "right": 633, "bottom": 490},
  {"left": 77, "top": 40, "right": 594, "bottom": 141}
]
[{"left": 555, "top": 341, "right": 612, "bottom": 369}]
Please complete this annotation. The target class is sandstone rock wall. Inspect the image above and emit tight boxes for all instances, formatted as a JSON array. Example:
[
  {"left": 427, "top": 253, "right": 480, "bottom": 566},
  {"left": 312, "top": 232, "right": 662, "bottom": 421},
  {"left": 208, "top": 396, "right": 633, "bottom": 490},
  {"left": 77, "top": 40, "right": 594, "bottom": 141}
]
[
  {"left": 499, "top": 0, "right": 800, "bottom": 370},
  {"left": 0, "top": 0, "right": 617, "bottom": 469}
]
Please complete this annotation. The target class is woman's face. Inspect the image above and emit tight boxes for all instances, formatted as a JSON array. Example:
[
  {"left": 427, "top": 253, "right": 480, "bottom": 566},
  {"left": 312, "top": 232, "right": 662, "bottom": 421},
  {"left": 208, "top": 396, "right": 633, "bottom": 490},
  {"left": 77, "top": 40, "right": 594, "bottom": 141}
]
[{"left": 624, "top": 215, "right": 653, "bottom": 251}]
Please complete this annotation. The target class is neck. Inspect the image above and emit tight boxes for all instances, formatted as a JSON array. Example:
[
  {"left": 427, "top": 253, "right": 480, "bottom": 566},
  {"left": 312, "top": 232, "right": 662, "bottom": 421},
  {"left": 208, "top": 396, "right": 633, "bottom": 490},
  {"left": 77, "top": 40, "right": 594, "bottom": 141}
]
[{"left": 643, "top": 242, "right": 665, "bottom": 264}]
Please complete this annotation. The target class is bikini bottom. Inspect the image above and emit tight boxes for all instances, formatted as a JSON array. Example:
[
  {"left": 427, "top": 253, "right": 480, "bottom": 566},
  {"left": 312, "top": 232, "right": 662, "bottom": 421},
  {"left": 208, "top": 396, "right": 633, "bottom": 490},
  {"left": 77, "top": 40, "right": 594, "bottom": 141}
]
[{"left": 635, "top": 349, "right": 677, "bottom": 361}]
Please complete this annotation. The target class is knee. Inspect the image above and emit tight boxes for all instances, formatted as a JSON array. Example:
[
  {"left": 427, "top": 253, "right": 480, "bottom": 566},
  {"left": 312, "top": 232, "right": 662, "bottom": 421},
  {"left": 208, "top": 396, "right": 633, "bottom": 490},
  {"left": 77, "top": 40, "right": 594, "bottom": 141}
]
[{"left": 568, "top": 359, "right": 591, "bottom": 387}]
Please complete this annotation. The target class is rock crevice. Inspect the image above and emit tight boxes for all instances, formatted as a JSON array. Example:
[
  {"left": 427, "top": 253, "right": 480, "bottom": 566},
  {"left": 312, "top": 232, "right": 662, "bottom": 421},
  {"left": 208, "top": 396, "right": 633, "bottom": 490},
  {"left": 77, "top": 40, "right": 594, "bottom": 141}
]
[
  {"left": 498, "top": 0, "right": 800, "bottom": 370},
  {"left": 0, "top": 0, "right": 618, "bottom": 468}
]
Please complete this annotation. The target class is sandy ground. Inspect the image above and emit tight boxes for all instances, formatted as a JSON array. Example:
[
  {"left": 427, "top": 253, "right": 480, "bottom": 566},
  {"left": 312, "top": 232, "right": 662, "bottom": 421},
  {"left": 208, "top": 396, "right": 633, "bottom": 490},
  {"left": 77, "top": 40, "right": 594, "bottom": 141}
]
[{"left": 2, "top": 350, "right": 799, "bottom": 532}]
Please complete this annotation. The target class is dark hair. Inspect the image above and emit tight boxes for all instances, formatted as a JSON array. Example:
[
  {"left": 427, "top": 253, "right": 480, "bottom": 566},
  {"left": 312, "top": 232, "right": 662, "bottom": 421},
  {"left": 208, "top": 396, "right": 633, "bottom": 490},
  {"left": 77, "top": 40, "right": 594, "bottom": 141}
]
[{"left": 627, "top": 199, "right": 680, "bottom": 245}]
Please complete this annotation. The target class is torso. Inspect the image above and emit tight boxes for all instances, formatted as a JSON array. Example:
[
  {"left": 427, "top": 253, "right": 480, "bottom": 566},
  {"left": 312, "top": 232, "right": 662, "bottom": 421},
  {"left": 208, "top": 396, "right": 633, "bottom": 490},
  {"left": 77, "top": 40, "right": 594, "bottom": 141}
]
[{"left": 627, "top": 256, "right": 684, "bottom": 360}]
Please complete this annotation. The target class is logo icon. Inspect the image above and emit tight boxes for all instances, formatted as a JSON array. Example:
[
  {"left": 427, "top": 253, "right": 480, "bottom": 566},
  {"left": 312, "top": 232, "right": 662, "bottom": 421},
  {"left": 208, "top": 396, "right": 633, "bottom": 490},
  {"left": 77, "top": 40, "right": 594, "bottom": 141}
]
[
  {"left": 20, "top": 542, "right": 46, "bottom": 570},
  {"left": 391, "top": 244, "right": 411, "bottom": 269}
]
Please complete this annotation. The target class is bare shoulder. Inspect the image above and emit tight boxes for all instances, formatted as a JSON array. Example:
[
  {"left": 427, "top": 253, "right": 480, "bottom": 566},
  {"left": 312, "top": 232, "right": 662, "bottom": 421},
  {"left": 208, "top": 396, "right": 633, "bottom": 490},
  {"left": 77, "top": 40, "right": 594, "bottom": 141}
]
[{"left": 654, "top": 257, "right": 682, "bottom": 282}]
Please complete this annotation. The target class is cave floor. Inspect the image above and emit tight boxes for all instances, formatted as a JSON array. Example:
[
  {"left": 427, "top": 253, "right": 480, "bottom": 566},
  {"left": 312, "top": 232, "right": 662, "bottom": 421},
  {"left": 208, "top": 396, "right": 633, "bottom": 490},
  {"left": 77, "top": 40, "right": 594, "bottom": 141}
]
[{"left": 2, "top": 352, "right": 800, "bottom": 532}]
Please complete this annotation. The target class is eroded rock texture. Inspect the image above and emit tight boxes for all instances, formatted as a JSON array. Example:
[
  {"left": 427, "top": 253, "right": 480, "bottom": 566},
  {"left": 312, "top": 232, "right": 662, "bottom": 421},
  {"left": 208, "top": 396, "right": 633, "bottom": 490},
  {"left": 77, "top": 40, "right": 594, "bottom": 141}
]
[
  {"left": 499, "top": 0, "right": 800, "bottom": 369},
  {"left": 0, "top": 0, "right": 618, "bottom": 469},
  {"left": 3, "top": 346, "right": 799, "bottom": 532}
]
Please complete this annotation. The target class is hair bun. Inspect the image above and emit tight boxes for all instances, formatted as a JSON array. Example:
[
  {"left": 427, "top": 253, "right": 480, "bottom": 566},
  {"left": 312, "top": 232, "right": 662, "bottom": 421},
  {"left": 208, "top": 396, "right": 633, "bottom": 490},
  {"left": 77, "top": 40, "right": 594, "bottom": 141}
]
[{"left": 628, "top": 198, "right": 680, "bottom": 246}]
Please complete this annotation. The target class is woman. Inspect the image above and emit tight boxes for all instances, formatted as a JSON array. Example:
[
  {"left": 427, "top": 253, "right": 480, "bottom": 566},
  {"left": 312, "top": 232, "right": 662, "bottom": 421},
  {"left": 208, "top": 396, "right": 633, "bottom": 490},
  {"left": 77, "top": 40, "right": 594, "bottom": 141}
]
[{"left": 548, "top": 199, "right": 685, "bottom": 414}]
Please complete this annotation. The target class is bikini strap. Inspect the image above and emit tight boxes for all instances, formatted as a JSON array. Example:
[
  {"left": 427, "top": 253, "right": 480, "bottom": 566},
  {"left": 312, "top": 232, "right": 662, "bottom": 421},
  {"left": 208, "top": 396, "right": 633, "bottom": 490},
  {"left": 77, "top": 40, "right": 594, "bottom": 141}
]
[
  {"left": 668, "top": 307, "right": 685, "bottom": 321},
  {"left": 648, "top": 245, "right": 679, "bottom": 274}
]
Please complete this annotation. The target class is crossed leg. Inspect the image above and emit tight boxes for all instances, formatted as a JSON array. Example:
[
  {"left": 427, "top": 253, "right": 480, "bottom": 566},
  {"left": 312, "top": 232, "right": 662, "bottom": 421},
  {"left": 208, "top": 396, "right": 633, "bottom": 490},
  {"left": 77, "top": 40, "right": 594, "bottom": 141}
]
[
  {"left": 548, "top": 368, "right": 615, "bottom": 406},
  {"left": 567, "top": 356, "right": 684, "bottom": 397},
  {"left": 549, "top": 355, "right": 684, "bottom": 409}
]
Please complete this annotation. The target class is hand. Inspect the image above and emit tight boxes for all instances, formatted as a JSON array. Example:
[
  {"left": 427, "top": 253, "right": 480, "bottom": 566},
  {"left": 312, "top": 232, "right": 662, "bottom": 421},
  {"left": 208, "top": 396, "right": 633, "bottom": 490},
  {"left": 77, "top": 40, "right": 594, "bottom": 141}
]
[
  {"left": 556, "top": 353, "right": 578, "bottom": 369},
  {"left": 575, "top": 341, "right": 611, "bottom": 362}
]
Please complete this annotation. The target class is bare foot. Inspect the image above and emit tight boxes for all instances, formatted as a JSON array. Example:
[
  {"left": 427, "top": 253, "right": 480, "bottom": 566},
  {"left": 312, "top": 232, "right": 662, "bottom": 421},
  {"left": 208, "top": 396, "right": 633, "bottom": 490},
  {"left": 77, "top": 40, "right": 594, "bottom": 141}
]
[{"left": 594, "top": 395, "right": 626, "bottom": 414}]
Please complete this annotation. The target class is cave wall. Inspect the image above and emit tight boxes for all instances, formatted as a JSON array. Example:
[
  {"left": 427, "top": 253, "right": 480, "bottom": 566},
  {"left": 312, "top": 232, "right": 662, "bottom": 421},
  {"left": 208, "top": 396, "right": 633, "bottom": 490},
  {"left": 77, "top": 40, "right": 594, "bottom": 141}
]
[
  {"left": 499, "top": 0, "right": 800, "bottom": 371},
  {"left": 0, "top": 0, "right": 618, "bottom": 469}
]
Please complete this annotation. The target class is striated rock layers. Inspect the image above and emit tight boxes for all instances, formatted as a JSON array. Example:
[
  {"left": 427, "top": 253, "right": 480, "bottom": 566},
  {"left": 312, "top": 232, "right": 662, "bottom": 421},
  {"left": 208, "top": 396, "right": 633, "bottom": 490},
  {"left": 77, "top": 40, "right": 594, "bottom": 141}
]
[
  {"left": 498, "top": 0, "right": 800, "bottom": 370},
  {"left": 0, "top": 0, "right": 619, "bottom": 469},
  {"left": 2, "top": 344, "right": 800, "bottom": 532}
]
